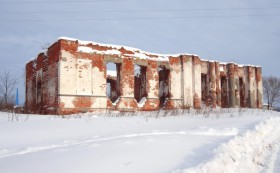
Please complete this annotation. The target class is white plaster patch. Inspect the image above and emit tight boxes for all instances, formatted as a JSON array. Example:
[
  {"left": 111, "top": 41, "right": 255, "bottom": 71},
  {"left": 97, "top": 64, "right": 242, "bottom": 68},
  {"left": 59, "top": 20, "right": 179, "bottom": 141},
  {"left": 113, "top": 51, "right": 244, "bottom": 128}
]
[
  {"left": 77, "top": 59, "right": 92, "bottom": 95},
  {"left": 194, "top": 64, "right": 202, "bottom": 98},
  {"left": 92, "top": 67, "right": 107, "bottom": 96},
  {"left": 183, "top": 58, "right": 193, "bottom": 107},
  {"left": 59, "top": 51, "right": 77, "bottom": 95},
  {"left": 148, "top": 69, "right": 158, "bottom": 98},
  {"left": 91, "top": 97, "right": 108, "bottom": 108},
  {"left": 59, "top": 96, "right": 75, "bottom": 108},
  {"left": 170, "top": 66, "right": 182, "bottom": 99}
]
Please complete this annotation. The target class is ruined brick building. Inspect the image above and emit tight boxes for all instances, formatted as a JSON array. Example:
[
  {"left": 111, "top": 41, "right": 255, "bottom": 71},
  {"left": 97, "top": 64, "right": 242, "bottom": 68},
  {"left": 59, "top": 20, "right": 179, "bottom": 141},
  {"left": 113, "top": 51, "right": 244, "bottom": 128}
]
[{"left": 25, "top": 37, "right": 263, "bottom": 114}]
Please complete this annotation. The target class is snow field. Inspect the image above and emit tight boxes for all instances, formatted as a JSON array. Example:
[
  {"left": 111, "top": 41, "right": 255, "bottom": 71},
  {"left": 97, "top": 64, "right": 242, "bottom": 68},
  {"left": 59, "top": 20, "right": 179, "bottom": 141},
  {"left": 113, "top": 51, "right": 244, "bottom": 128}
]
[{"left": 0, "top": 109, "right": 279, "bottom": 173}]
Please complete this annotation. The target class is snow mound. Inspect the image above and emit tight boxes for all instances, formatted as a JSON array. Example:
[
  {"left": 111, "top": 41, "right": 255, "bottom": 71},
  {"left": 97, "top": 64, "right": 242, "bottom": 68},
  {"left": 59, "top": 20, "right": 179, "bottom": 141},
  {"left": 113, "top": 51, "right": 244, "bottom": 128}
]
[
  {"left": 174, "top": 117, "right": 280, "bottom": 173},
  {"left": 191, "top": 127, "right": 238, "bottom": 136}
]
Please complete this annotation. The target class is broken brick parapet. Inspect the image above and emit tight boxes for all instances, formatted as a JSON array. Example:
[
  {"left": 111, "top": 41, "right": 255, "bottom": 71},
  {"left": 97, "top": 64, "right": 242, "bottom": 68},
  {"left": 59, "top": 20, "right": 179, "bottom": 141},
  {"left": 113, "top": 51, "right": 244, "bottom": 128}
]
[
  {"left": 59, "top": 39, "right": 78, "bottom": 53},
  {"left": 25, "top": 37, "right": 263, "bottom": 114}
]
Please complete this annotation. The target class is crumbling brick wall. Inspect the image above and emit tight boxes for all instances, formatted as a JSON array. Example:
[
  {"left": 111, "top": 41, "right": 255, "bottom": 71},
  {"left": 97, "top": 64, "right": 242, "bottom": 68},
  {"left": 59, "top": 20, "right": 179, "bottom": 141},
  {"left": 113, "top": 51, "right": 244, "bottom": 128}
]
[
  {"left": 25, "top": 42, "right": 60, "bottom": 114},
  {"left": 25, "top": 37, "right": 263, "bottom": 115}
]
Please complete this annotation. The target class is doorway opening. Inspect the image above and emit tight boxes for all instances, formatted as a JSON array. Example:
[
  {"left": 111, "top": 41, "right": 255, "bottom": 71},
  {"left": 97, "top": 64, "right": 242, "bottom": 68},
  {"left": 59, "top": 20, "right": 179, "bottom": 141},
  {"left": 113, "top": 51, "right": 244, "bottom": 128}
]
[
  {"left": 239, "top": 77, "right": 245, "bottom": 107},
  {"left": 158, "top": 66, "right": 170, "bottom": 108},
  {"left": 134, "top": 65, "right": 147, "bottom": 102},
  {"left": 221, "top": 76, "right": 228, "bottom": 108},
  {"left": 106, "top": 62, "right": 121, "bottom": 103}
]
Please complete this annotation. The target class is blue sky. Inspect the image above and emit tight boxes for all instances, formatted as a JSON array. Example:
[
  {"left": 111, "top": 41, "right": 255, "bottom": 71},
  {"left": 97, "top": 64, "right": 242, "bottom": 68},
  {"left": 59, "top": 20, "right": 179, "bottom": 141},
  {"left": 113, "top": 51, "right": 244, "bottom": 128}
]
[{"left": 0, "top": 0, "right": 280, "bottom": 104}]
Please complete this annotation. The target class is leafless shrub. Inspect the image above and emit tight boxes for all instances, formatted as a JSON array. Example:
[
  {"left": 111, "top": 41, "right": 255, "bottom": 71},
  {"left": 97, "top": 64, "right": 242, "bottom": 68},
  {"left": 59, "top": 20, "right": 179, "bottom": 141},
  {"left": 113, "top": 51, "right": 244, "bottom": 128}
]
[
  {"left": 0, "top": 70, "right": 18, "bottom": 111},
  {"left": 8, "top": 112, "right": 19, "bottom": 122},
  {"left": 263, "top": 76, "right": 280, "bottom": 110},
  {"left": 7, "top": 112, "right": 30, "bottom": 122}
]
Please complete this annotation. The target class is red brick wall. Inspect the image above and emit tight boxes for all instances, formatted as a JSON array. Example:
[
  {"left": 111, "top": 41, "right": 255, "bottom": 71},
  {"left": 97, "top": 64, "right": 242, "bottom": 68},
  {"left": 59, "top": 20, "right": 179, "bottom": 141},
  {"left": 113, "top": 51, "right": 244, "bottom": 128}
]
[{"left": 25, "top": 38, "right": 263, "bottom": 115}]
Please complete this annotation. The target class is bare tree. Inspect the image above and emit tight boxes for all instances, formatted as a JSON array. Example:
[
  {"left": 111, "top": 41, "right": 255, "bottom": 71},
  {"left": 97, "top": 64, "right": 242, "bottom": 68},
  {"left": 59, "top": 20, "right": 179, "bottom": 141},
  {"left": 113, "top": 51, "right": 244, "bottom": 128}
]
[
  {"left": 263, "top": 76, "right": 280, "bottom": 110},
  {"left": 0, "top": 70, "right": 18, "bottom": 109}
]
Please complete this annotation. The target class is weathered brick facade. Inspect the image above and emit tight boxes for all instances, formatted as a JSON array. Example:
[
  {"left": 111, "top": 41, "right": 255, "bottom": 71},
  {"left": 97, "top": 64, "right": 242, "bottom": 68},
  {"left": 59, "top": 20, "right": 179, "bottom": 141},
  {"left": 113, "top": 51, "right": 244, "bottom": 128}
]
[{"left": 25, "top": 37, "right": 263, "bottom": 114}]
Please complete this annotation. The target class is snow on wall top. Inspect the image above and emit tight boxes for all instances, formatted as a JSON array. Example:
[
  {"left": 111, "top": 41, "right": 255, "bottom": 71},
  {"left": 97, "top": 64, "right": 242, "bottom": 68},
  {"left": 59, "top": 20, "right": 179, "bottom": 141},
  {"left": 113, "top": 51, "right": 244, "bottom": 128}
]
[
  {"left": 58, "top": 37, "right": 261, "bottom": 67},
  {"left": 59, "top": 36, "right": 196, "bottom": 62},
  {"left": 28, "top": 36, "right": 261, "bottom": 68},
  {"left": 200, "top": 59, "right": 261, "bottom": 68}
]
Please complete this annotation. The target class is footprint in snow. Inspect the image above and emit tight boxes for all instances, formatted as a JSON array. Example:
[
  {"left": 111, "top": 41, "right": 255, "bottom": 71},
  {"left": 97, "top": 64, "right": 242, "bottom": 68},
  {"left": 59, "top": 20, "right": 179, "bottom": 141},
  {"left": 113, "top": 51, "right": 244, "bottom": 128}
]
[{"left": 120, "top": 161, "right": 134, "bottom": 167}]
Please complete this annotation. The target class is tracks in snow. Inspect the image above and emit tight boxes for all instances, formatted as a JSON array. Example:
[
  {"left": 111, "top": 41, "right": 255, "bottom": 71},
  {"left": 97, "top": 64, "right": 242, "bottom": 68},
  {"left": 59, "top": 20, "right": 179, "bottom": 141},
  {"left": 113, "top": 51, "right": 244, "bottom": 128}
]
[{"left": 0, "top": 128, "right": 237, "bottom": 159}]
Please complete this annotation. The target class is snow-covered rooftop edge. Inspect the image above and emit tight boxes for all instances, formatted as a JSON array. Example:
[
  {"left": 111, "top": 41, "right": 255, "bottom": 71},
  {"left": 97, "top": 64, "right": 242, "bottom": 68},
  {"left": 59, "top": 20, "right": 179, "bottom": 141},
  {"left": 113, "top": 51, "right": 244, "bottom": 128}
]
[
  {"left": 59, "top": 37, "right": 261, "bottom": 67},
  {"left": 28, "top": 36, "right": 261, "bottom": 67},
  {"left": 59, "top": 36, "right": 197, "bottom": 62}
]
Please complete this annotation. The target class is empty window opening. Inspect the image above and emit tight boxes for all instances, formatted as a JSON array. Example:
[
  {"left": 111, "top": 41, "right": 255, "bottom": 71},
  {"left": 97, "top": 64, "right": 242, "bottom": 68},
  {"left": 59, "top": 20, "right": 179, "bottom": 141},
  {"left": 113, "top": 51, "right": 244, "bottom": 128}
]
[
  {"left": 221, "top": 76, "right": 228, "bottom": 108},
  {"left": 106, "top": 62, "right": 121, "bottom": 103},
  {"left": 36, "top": 76, "right": 42, "bottom": 104},
  {"left": 239, "top": 77, "right": 246, "bottom": 108},
  {"left": 158, "top": 66, "right": 170, "bottom": 108},
  {"left": 134, "top": 65, "right": 147, "bottom": 102},
  {"left": 201, "top": 74, "right": 207, "bottom": 103}
]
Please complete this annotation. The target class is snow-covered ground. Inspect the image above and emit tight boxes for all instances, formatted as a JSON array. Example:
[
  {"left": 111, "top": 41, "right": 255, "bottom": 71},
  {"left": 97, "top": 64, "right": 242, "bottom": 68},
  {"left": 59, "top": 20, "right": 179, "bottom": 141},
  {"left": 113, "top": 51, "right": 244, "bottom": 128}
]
[{"left": 0, "top": 109, "right": 280, "bottom": 173}]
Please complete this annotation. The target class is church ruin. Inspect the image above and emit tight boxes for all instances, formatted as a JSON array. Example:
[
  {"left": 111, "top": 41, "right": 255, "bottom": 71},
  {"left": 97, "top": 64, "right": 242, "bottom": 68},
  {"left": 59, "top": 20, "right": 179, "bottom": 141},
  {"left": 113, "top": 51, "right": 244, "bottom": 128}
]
[{"left": 25, "top": 37, "right": 263, "bottom": 114}]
